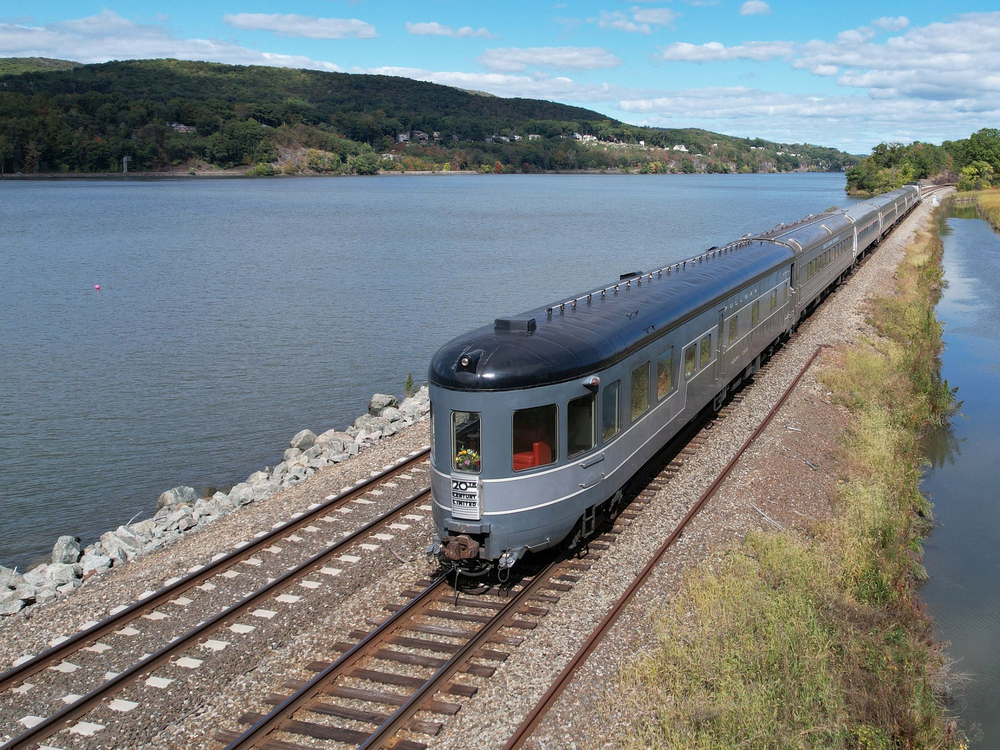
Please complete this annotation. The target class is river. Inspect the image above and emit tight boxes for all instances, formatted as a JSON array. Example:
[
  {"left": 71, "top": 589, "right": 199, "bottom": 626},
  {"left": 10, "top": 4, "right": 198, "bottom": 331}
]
[
  {"left": 921, "top": 201, "right": 1000, "bottom": 744},
  {"left": 0, "top": 173, "right": 862, "bottom": 569}
]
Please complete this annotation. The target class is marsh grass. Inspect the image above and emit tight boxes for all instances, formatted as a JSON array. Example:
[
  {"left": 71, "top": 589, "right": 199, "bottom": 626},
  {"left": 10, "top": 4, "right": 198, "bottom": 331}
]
[
  {"left": 958, "top": 189, "right": 1000, "bottom": 230},
  {"left": 609, "top": 211, "right": 963, "bottom": 749}
]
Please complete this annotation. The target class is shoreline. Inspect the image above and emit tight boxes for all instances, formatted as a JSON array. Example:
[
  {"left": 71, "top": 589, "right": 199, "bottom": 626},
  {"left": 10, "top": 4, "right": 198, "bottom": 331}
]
[{"left": 0, "top": 168, "right": 845, "bottom": 181}]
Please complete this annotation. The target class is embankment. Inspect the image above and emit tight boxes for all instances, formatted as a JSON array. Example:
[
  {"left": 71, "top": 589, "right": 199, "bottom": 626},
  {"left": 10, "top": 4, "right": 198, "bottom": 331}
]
[
  {"left": 610, "top": 205, "right": 963, "bottom": 748},
  {"left": 955, "top": 188, "right": 1000, "bottom": 230}
]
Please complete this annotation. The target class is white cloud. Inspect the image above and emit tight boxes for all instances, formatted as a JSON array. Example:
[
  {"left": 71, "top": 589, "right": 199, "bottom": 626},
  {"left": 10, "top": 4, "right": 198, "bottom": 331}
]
[
  {"left": 223, "top": 13, "right": 376, "bottom": 39},
  {"left": 657, "top": 40, "right": 794, "bottom": 62},
  {"left": 405, "top": 22, "right": 496, "bottom": 39},
  {"left": 740, "top": 2, "right": 772, "bottom": 16},
  {"left": 0, "top": 11, "right": 343, "bottom": 70},
  {"left": 599, "top": 11, "right": 651, "bottom": 34},
  {"left": 478, "top": 46, "right": 622, "bottom": 72},
  {"left": 598, "top": 6, "right": 677, "bottom": 34},
  {"left": 632, "top": 8, "right": 680, "bottom": 27},
  {"left": 872, "top": 16, "right": 909, "bottom": 32}
]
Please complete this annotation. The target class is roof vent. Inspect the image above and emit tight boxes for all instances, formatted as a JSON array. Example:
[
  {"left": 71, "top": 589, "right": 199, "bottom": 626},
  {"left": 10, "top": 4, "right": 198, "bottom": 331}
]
[
  {"left": 619, "top": 271, "right": 643, "bottom": 280},
  {"left": 494, "top": 317, "right": 537, "bottom": 333}
]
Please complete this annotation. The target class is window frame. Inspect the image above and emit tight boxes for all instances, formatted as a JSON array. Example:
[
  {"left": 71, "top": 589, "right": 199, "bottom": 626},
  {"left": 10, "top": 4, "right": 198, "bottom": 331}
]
[
  {"left": 699, "top": 334, "right": 712, "bottom": 369},
  {"left": 684, "top": 344, "right": 697, "bottom": 380},
  {"left": 567, "top": 392, "right": 597, "bottom": 459},
  {"left": 451, "top": 410, "right": 482, "bottom": 475},
  {"left": 770, "top": 288, "right": 777, "bottom": 312},
  {"left": 601, "top": 380, "right": 621, "bottom": 443},
  {"left": 657, "top": 346, "right": 675, "bottom": 401},
  {"left": 728, "top": 313, "right": 739, "bottom": 345},
  {"left": 511, "top": 404, "right": 558, "bottom": 473},
  {"left": 630, "top": 361, "right": 650, "bottom": 422},
  {"left": 751, "top": 300, "right": 760, "bottom": 327}
]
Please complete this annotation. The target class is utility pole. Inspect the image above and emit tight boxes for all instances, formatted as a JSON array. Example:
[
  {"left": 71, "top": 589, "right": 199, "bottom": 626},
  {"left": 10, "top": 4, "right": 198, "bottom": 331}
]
[{"left": 122, "top": 155, "right": 131, "bottom": 175}]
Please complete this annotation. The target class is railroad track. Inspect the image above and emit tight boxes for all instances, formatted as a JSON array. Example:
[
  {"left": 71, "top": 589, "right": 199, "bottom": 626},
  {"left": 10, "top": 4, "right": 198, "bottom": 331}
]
[{"left": 0, "top": 447, "right": 432, "bottom": 749}]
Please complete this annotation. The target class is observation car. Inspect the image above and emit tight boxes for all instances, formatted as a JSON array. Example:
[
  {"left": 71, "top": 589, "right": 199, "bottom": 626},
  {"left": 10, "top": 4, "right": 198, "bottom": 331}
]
[{"left": 427, "top": 184, "right": 920, "bottom": 571}]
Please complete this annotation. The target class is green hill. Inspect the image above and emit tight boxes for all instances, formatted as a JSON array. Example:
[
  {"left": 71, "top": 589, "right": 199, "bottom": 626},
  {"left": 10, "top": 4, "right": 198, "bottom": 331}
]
[
  {"left": 0, "top": 58, "right": 858, "bottom": 175},
  {"left": 0, "top": 57, "right": 80, "bottom": 76}
]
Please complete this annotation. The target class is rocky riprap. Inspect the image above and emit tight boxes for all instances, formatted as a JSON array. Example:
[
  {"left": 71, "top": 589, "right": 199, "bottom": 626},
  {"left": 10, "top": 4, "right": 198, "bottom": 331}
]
[{"left": 0, "top": 387, "right": 430, "bottom": 621}]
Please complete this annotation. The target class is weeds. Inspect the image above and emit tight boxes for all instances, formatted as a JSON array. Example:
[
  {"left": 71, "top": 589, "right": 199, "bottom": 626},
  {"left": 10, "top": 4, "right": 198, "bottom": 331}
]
[{"left": 608, "top": 208, "right": 963, "bottom": 749}]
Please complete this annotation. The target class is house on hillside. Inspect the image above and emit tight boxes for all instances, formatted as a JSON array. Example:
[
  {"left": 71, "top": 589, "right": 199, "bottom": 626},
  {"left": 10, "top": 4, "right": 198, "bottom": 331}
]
[
  {"left": 168, "top": 122, "right": 197, "bottom": 134},
  {"left": 527, "top": 134, "right": 542, "bottom": 140},
  {"left": 672, "top": 144, "right": 689, "bottom": 152},
  {"left": 396, "top": 132, "right": 410, "bottom": 143}
]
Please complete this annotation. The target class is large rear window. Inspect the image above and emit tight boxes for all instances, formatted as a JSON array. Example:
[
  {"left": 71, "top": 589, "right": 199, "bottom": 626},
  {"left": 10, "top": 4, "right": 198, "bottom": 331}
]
[{"left": 512, "top": 405, "right": 557, "bottom": 472}]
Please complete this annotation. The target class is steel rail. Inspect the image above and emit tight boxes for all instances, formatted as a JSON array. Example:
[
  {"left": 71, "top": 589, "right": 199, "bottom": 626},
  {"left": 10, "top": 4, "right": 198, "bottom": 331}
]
[
  {"left": 357, "top": 559, "right": 565, "bottom": 750},
  {"left": 502, "top": 345, "right": 827, "bottom": 750},
  {"left": 220, "top": 571, "right": 452, "bottom": 750},
  {"left": 0, "top": 447, "right": 429, "bottom": 694},
  {"left": 1, "top": 486, "right": 432, "bottom": 750}
]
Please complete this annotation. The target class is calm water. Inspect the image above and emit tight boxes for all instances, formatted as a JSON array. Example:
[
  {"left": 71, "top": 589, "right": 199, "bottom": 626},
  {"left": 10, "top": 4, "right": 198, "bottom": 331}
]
[
  {"left": 0, "top": 173, "right": 860, "bottom": 569},
  {"left": 921, "top": 204, "right": 1000, "bottom": 744}
]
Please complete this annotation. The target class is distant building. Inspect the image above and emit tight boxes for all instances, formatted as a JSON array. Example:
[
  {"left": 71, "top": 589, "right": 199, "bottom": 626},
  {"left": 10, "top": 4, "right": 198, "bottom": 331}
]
[
  {"left": 672, "top": 144, "right": 689, "bottom": 152},
  {"left": 168, "top": 122, "right": 197, "bottom": 134},
  {"left": 411, "top": 130, "right": 430, "bottom": 142},
  {"left": 432, "top": 131, "right": 441, "bottom": 141},
  {"left": 396, "top": 132, "right": 410, "bottom": 143},
  {"left": 639, "top": 140, "right": 645, "bottom": 147},
  {"left": 580, "top": 134, "right": 597, "bottom": 142},
  {"left": 571, "top": 132, "right": 583, "bottom": 140},
  {"left": 527, "top": 134, "right": 542, "bottom": 140},
  {"left": 513, "top": 134, "right": 523, "bottom": 141}
]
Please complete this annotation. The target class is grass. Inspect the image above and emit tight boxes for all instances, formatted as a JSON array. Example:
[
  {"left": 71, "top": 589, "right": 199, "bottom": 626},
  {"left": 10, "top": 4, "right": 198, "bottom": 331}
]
[
  {"left": 606, "top": 211, "right": 964, "bottom": 749},
  {"left": 956, "top": 189, "right": 1000, "bottom": 231}
]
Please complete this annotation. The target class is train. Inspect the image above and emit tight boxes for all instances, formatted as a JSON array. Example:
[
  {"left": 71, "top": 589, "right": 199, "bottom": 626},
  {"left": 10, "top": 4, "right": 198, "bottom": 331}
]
[{"left": 426, "top": 184, "right": 921, "bottom": 572}]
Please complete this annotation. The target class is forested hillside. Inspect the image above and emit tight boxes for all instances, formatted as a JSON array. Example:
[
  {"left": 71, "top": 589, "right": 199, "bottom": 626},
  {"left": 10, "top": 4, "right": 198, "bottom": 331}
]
[
  {"left": 846, "top": 128, "right": 1000, "bottom": 195},
  {"left": 0, "top": 58, "right": 858, "bottom": 175}
]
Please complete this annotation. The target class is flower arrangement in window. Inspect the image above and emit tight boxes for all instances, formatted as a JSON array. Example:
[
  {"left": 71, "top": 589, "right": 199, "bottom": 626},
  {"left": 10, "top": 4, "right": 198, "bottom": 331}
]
[{"left": 454, "top": 448, "right": 481, "bottom": 473}]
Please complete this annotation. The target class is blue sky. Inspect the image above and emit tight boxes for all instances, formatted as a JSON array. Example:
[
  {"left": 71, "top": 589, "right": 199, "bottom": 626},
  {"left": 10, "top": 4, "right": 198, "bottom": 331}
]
[{"left": 3, "top": 1, "right": 999, "bottom": 152}]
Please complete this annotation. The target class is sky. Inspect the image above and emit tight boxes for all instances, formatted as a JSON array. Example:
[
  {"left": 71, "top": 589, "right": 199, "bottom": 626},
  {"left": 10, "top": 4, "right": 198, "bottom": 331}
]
[{"left": 2, "top": 1, "right": 999, "bottom": 153}]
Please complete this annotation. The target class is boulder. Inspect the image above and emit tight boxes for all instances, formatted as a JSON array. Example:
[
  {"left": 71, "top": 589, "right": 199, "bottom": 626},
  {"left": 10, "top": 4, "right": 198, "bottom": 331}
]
[
  {"left": 289, "top": 429, "right": 317, "bottom": 451},
  {"left": 283, "top": 447, "right": 302, "bottom": 462},
  {"left": 229, "top": 482, "right": 255, "bottom": 507},
  {"left": 251, "top": 480, "right": 278, "bottom": 500},
  {"left": 399, "top": 397, "right": 425, "bottom": 421},
  {"left": 0, "top": 589, "right": 21, "bottom": 604},
  {"left": 328, "top": 451, "right": 349, "bottom": 464},
  {"left": 0, "top": 565, "right": 24, "bottom": 589},
  {"left": 156, "top": 485, "right": 198, "bottom": 512},
  {"left": 354, "top": 414, "right": 391, "bottom": 433},
  {"left": 14, "top": 584, "right": 39, "bottom": 602},
  {"left": 101, "top": 528, "right": 142, "bottom": 563},
  {"left": 348, "top": 441, "right": 360, "bottom": 456},
  {"left": 380, "top": 406, "right": 403, "bottom": 423},
  {"left": 45, "top": 563, "right": 79, "bottom": 586},
  {"left": 193, "top": 496, "right": 223, "bottom": 521},
  {"left": 23, "top": 565, "right": 49, "bottom": 586},
  {"left": 57, "top": 581, "right": 80, "bottom": 594},
  {"left": 369, "top": 393, "right": 398, "bottom": 415},
  {"left": 51, "top": 536, "right": 82, "bottom": 565},
  {"left": 303, "top": 444, "right": 323, "bottom": 460},
  {"left": 210, "top": 491, "right": 233, "bottom": 509},
  {"left": 271, "top": 461, "right": 289, "bottom": 479},
  {"left": 81, "top": 553, "right": 112, "bottom": 576},
  {"left": 130, "top": 519, "right": 157, "bottom": 540},
  {"left": 247, "top": 470, "right": 270, "bottom": 484},
  {"left": 0, "top": 600, "right": 25, "bottom": 616},
  {"left": 316, "top": 430, "right": 353, "bottom": 449},
  {"left": 35, "top": 588, "right": 58, "bottom": 606}
]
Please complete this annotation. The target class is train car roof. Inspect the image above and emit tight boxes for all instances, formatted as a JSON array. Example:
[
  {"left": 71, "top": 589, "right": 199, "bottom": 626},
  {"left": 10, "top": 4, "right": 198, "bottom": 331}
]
[
  {"left": 754, "top": 211, "right": 854, "bottom": 253},
  {"left": 429, "top": 242, "right": 795, "bottom": 392}
]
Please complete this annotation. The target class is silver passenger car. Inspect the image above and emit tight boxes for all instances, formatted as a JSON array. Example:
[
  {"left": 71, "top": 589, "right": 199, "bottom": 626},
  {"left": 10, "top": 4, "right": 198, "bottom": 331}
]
[{"left": 427, "top": 184, "right": 920, "bottom": 570}]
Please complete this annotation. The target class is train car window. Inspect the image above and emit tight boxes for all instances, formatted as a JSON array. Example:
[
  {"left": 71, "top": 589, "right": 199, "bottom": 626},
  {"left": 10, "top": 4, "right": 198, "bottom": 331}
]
[
  {"left": 684, "top": 345, "right": 696, "bottom": 380},
  {"left": 770, "top": 289, "right": 777, "bottom": 312},
  {"left": 699, "top": 335, "right": 711, "bottom": 368},
  {"left": 512, "top": 405, "right": 557, "bottom": 472},
  {"left": 752, "top": 301, "right": 760, "bottom": 327},
  {"left": 728, "top": 315, "right": 738, "bottom": 345},
  {"left": 601, "top": 381, "right": 621, "bottom": 442},
  {"left": 452, "top": 411, "right": 482, "bottom": 474},
  {"left": 568, "top": 394, "right": 596, "bottom": 458},
  {"left": 630, "top": 362, "right": 650, "bottom": 421},
  {"left": 781, "top": 282, "right": 788, "bottom": 305},
  {"left": 657, "top": 348, "right": 675, "bottom": 400}
]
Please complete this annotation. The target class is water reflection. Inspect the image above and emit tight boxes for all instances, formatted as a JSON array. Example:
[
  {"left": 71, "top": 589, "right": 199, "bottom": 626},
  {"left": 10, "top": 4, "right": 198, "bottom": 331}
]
[{"left": 922, "top": 200, "right": 1000, "bottom": 743}]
